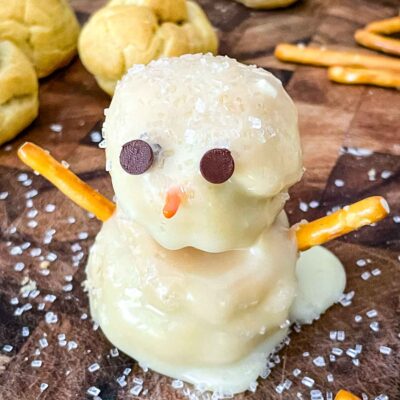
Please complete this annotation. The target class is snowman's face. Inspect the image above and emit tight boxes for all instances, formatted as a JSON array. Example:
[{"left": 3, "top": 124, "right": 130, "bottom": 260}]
[{"left": 104, "top": 55, "right": 302, "bottom": 252}]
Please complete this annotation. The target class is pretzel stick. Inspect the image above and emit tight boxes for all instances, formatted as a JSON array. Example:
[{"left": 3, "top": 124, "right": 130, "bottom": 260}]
[
  {"left": 328, "top": 66, "right": 400, "bottom": 89},
  {"left": 355, "top": 30, "right": 400, "bottom": 56},
  {"left": 295, "top": 196, "right": 390, "bottom": 251},
  {"left": 365, "top": 16, "right": 400, "bottom": 34},
  {"left": 335, "top": 390, "right": 360, "bottom": 400},
  {"left": 18, "top": 142, "right": 116, "bottom": 222},
  {"left": 274, "top": 43, "right": 400, "bottom": 71}
]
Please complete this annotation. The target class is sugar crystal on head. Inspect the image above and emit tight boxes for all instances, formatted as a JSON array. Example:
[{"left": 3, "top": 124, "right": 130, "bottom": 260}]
[{"left": 104, "top": 54, "right": 303, "bottom": 252}]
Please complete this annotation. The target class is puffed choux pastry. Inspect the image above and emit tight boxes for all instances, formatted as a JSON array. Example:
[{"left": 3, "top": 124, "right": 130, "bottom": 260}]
[
  {"left": 235, "top": 0, "right": 297, "bottom": 9},
  {"left": 0, "top": 0, "right": 80, "bottom": 78},
  {"left": 78, "top": 0, "right": 218, "bottom": 95},
  {"left": 0, "top": 41, "right": 38, "bottom": 145}
]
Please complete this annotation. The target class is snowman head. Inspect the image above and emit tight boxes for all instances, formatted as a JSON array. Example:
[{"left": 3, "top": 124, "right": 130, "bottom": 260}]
[{"left": 103, "top": 54, "right": 303, "bottom": 253}]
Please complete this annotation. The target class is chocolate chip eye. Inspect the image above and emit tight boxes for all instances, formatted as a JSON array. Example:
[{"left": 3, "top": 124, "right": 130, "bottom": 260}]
[
  {"left": 120, "top": 139, "right": 154, "bottom": 175},
  {"left": 200, "top": 148, "right": 235, "bottom": 184}
]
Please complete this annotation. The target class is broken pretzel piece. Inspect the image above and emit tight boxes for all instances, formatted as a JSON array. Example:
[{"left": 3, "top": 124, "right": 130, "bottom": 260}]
[
  {"left": 274, "top": 43, "right": 400, "bottom": 71},
  {"left": 355, "top": 29, "right": 400, "bottom": 57},
  {"left": 365, "top": 16, "right": 400, "bottom": 35},
  {"left": 328, "top": 66, "right": 400, "bottom": 89}
]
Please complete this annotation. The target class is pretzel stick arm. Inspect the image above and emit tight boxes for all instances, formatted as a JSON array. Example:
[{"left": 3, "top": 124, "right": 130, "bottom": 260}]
[
  {"left": 274, "top": 43, "right": 400, "bottom": 71},
  {"left": 328, "top": 66, "right": 400, "bottom": 88},
  {"left": 18, "top": 142, "right": 116, "bottom": 222},
  {"left": 365, "top": 16, "right": 400, "bottom": 34},
  {"left": 355, "top": 30, "right": 400, "bottom": 57},
  {"left": 295, "top": 197, "right": 390, "bottom": 251}
]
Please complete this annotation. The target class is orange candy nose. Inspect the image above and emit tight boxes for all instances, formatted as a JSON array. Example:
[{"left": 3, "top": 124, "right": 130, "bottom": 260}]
[{"left": 163, "top": 188, "right": 184, "bottom": 219}]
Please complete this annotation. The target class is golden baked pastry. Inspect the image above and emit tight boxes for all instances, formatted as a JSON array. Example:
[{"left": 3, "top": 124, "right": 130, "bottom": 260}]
[
  {"left": 235, "top": 0, "right": 297, "bottom": 9},
  {"left": 0, "top": 0, "right": 80, "bottom": 78},
  {"left": 78, "top": 0, "right": 218, "bottom": 95},
  {"left": 0, "top": 41, "right": 38, "bottom": 145}
]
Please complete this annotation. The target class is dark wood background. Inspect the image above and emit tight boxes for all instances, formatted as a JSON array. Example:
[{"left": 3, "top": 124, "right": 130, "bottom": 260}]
[{"left": 0, "top": 0, "right": 399, "bottom": 399}]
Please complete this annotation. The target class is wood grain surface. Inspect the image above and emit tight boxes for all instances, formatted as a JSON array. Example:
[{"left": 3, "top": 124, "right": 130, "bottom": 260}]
[{"left": 0, "top": 1, "right": 399, "bottom": 399}]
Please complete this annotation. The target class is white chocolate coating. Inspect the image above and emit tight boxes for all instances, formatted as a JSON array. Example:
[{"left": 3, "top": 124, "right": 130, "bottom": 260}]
[
  {"left": 104, "top": 54, "right": 303, "bottom": 252},
  {"left": 86, "top": 211, "right": 345, "bottom": 394},
  {"left": 87, "top": 54, "right": 346, "bottom": 394}
]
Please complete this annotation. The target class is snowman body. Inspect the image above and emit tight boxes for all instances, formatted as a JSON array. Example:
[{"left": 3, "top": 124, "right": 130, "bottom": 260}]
[{"left": 86, "top": 54, "right": 345, "bottom": 394}]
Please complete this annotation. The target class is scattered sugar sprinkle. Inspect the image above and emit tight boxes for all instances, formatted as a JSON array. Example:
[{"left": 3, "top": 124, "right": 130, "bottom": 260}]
[
  {"left": 117, "top": 376, "right": 127, "bottom": 387},
  {"left": 78, "top": 232, "right": 89, "bottom": 240},
  {"left": 63, "top": 284, "right": 73, "bottom": 292},
  {"left": 22, "top": 326, "right": 30, "bottom": 337},
  {"left": 10, "top": 246, "right": 23, "bottom": 256},
  {"left": 379, "top": 346, "right": 392, "bottom": 355},
  {"left": 327, "top": 373, "right": 334, "bottom": 383},
  {"left": 45, "top": 312, "right": 58, "bottom": 324},
  {"left": 334, "top": 179, "right": 345, "bottom": 187},
  {"left": 309, "top": 200, "right": 320, "bottom": 209},
  {"left": 0, "top": 192, "right": 8, "bottom": 200},
  {"left": 2, "top": 344, "right": 13, "bottom": 353},
  {"left": 27, "top": 209, "right": 38, "bottom": 218},
  {"left": 27, "top": 220, "right": 38, "bottom": 228},
  {"left": 25, "top": 189, "right": 38, "bottom": 199},
  {"left": 130, "top": 385, "right": 143, "bottom": 396},
  {"left": 172, "top": 380, "right": 184, "bottom": 389},
  {"left": 361, "top": 271, "right": 371, "bottom": 280},
  {"left": 371, "top": 268, "right": 381, "bottom": 276},
  {"left": 45, "top": 204, "right": 56, "bottom": 213},
  {"left": 67, "top": 341, "right": 78, "bottom": 351},
  {"left": 381, "top": 170, "right": 392, "bottom": 179},
  {"left": 31, "top": 360, "right": 42, "bottom": 368},
  {"left": 313, "top": 356, "right": 326, "bottom": 367},
  {"left": 40, "top": 383, "right": 48, "bottom": 392},
  {"left": 366, "top": 309, "right": 378, "bottom": 318},
  {"left": 90, "top": 131, "right": 102, "bottom": 143},
  {"left": 39, "top": 338, "right": 48, "bottom": 348},
  {"left": 50, "top": 124, "right": 63, "bottom": 133},
  {"left": 337, "top": 331, "right": 345, "bottom": 341},
  {"left": 30, "top": 248, "right": 42, "bottom": 257},
  {"left": 375, "top": 395, "right": 389, "bottom": 400},
  {"left": 346, "top": 348, "right": 358, "bottom": 359},
  {"left": 299, "top": 202, "right": 308, "bottom": 212},
  {"left": 87, "top": 386, "right": 101, "bottom": 397},
  {"left": 110, "top": 348, "right": 119, "bottom": 357},
  {"left": 332, "top": 347, "right": 343, "bottom": 356},
  {"left": 293, "top": 368, "right": 301, "bottom": 377},
  {"left": 370, "top": 321, "right": 380, "bottom": 332},
  {"left": 352, "top": 359, "right": 360, "bottom": 367},
  {"left": 356, "top": 258, "right": 367, "bottom": 267},
  {"left": 310, "top": 389, "right": 323, "bottom": 400},
  {"left": 248, "top": 381, "right": 258, "bottom": 393},
  {"left": 88, "top": 363, "right": 100, "bottom": 373},
  {"left": 14, "top": 262, "right": 25, "bottom": 272},
  {"left": 301, "top": 376, "right": 314, "bottom": 388}
]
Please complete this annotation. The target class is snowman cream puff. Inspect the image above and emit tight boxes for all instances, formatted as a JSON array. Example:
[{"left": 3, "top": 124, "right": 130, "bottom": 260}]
[{"left": 18, "top": 54, "right": 389, "bottom": 395}]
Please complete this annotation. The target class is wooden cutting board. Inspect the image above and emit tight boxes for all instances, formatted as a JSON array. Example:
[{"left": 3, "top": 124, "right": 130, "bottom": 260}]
[{"left": 0, "top": 0, "right": 399, "bottom": 399}]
